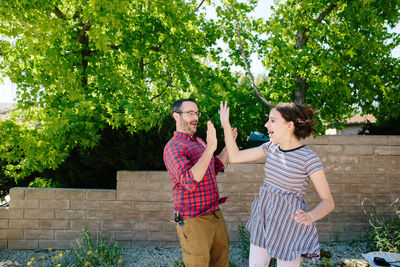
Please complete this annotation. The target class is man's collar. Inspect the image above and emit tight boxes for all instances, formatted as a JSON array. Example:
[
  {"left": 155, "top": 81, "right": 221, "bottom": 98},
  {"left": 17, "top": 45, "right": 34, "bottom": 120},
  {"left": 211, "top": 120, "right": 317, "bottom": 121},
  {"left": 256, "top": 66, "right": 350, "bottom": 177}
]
[{"left": 174, "top": 131, "right": 196, "bottom": 141}]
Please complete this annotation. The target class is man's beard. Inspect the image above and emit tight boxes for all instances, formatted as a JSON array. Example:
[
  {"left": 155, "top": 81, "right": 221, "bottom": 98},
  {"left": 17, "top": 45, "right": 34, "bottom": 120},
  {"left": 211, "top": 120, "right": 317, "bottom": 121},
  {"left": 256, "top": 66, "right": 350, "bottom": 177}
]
[{"left": 180, "top": 118, "right": 197, "bottom": 135}]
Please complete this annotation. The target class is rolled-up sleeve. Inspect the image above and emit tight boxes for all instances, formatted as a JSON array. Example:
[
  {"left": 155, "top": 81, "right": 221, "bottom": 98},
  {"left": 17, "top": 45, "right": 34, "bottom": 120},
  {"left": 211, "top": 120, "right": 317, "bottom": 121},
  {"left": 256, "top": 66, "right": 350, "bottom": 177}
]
[
  {"left": 214, "top": 156, "right": 224, "bottom": 175},
  {"left": 164, "top": 142, "right": 198, "bottom": 192}
]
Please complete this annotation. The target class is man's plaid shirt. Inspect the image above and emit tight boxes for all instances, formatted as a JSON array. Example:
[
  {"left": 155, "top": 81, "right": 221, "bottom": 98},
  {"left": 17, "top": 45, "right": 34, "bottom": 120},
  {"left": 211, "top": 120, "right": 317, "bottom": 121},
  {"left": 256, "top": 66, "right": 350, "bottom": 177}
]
[{"left": 163, "top": 131, "right": 225, "bottom": 218}]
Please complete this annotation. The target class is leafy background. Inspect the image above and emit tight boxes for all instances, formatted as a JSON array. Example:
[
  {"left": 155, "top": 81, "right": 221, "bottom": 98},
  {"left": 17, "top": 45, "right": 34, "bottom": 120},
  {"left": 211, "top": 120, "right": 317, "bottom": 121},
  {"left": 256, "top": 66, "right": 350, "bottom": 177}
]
[{"left": 0, "top": 0, "right": 399, "bottom": 196}]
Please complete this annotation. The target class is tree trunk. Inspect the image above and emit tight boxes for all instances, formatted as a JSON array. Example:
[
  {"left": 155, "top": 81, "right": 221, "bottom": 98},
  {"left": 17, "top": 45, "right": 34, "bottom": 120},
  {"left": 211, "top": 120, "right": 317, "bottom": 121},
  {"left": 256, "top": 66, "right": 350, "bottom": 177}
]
[
  {"left": 294, "top": 74, "right": 307, "bottom": 105},
  {"left": 77, "top": 21, "right": 91, "bottom": 89},
  {"left": 292, "top": 2, "right": 338, "bottom": 105},
  {"left": 293, "top": 29, "right": 308, "bottom": 105}
]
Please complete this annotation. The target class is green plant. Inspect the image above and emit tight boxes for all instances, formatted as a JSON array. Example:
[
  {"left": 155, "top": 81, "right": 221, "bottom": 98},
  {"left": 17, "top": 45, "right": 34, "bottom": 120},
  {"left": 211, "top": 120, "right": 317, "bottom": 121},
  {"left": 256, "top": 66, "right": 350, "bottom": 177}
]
[
  {"left": 268, "top": 258, "right": 277, "bottom": 266},
  {"left": 359, "top": 116, "right": 400, "bottom": 135},
  {"left": 320, "top": 257, "right": 333, "bottom": 267},
  {"left": 238, "top": 224, "right": 250, "bottom": 259},
  {"left": 173, "top": 258, "right": 185, "bottom": 267},
  {"left": 26, "top": 248, "right": 74, "bottom": 266},
  {"left": 26, "top": 229, "right": 123, "bottom": 266},
  {"left": 72, "top": 229, "right": 123, "bottom": 266},
  {"left": 29, "top": 177, "right": 61, "bottom": 188},
  {"left": 363, "top": 198, "right": 400, "bottom": 253},
  {"left": 320, "top": 248, "right": 332, "bottom": 259},
  {"left": 0, "top": 160, "right": 17, "bottom": 203}
]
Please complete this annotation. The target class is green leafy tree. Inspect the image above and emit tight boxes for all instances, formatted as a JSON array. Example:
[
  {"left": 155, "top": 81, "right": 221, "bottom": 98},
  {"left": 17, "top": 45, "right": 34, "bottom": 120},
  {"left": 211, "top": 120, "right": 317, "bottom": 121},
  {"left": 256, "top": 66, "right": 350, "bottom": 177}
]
[
  {"left": 3, "top": 0, "right": 399, "bottom": 186},
  {"left": 217, "top": 0, "right": 400, "bottom": 126},
  {"left": 0, "top": 0, "right": 238, "bottom": 181}
]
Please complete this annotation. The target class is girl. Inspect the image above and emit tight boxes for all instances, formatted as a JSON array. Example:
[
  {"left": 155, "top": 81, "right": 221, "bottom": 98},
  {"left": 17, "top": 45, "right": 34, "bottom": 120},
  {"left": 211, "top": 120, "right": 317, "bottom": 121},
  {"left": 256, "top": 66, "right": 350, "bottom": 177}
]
[{"left": 220, "top": 101, "right": 334, "bottom": 267}]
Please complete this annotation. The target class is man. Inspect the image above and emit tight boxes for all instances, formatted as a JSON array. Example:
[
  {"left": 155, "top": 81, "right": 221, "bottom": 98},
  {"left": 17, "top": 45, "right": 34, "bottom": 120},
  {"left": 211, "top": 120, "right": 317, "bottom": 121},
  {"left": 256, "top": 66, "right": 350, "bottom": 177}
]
[{"left": 163, "top": 99, "right": 236, "bottom": 267}]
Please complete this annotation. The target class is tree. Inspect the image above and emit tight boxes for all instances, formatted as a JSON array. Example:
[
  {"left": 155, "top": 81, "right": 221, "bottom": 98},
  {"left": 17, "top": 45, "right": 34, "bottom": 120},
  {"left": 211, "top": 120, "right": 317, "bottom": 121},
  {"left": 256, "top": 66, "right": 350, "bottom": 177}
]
[
  {"left": 217, "top": 0, "right": 400, "bottom": 126},
  {"left": 0, "top": 0, "right": 238, "bottom": 181},
  {"left": 0, "top": 0, "right": 273, "bottom": 185},
  {"left": 2, "top": 0, "right": 399, "bottom": 185}
]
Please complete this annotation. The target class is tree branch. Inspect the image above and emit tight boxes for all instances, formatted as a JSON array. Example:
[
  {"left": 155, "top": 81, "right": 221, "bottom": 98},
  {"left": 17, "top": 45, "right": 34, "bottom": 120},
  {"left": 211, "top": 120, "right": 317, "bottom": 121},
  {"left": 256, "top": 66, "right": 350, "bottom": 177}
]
[
  {"left": 150, "top": 74, "right": 175, "bottom": 101},
  {"left": 53, "top": 7, "right": 66, "bottom": 20},
  {"left": 191, "top": 0, "right": 206, "bottom": 14},
  {"left": 316, "top": 2, "right": 338, "bottom": 23},
  {"left": 236, "top": 27, "right": 274, "bottom": 108},
  {"left": 150, "top": 46, "right": 161, "bottom": 52},
  {"left": 77, "top": 19, "right": 92, "bottom": 45},
  {"left": 0, "top": 108, "right": 18, "bottom": 114},
  {"left": 76, "top": 18, "right": 92, "bottom": 89},
  {"left": 291, "top": 2, "right": 337, "bottom": 104}
]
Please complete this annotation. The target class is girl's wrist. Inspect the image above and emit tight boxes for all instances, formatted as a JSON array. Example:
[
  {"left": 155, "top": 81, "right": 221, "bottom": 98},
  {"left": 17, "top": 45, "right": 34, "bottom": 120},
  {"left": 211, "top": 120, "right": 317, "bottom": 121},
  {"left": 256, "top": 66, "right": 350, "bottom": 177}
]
[
  {"left": 307, "top": 212, "right": 314, "bottom": 222},
  {"left": 222, "top": 122, "right": 231, "bottom": 128}
]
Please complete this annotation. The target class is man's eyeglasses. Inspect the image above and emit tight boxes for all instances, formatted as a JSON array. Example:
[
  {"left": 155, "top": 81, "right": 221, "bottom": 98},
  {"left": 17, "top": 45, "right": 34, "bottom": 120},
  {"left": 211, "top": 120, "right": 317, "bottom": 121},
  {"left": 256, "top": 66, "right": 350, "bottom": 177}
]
[{"left": 176, "top": 111, "right": 201, "bottom": 118}]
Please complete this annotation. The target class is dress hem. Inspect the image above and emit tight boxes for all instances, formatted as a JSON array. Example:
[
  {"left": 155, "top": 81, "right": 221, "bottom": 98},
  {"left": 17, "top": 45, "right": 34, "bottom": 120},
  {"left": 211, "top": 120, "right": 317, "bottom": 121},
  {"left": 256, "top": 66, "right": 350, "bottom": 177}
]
[{"left": 249, "top": 242, "right": 320, "bottom": 262}]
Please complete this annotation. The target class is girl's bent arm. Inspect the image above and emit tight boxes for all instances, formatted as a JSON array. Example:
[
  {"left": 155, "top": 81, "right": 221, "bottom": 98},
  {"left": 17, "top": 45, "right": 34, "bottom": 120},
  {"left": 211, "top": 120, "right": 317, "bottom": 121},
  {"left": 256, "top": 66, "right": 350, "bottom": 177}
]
[
  {"left": 309, "top": 169, "right": 335, "bottom": 221},
  {"left": 293, "top": 170, "right": 334, "bottom": 225}
]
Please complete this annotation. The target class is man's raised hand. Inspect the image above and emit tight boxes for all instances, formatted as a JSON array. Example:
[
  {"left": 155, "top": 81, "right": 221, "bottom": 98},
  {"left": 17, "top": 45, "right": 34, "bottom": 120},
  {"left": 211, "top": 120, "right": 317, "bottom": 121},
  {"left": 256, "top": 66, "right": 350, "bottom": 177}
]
[
  {"left": 206, "top": 121, "right": 217, "bottom": 153},
  {"left": 232, "top": 127, "right": 238, "bottom": 141}
]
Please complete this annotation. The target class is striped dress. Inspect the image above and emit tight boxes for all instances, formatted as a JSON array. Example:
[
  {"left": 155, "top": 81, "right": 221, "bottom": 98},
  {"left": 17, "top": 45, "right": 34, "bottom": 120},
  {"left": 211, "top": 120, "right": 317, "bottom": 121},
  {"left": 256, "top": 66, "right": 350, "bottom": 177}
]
[{"left": 246, "top": 141, "right": 323, "bottom": 262}]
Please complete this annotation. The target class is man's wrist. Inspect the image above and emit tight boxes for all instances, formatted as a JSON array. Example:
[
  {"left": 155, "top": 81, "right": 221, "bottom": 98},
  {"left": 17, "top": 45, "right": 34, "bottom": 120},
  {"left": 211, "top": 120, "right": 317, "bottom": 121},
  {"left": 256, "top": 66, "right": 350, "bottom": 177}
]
[{"left": 204, "top": 146, "right": 216, "bottom": 155}]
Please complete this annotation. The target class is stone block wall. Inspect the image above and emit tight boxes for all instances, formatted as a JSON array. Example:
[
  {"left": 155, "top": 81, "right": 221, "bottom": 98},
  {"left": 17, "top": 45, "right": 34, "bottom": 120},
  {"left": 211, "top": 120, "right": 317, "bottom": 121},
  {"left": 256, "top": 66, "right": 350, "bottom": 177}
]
[
  {"left": 300, "top": 135, "right": 400, "bottom": 241},
  {"left": 0, "top": 135, "right": 399, "bottom": 249}
]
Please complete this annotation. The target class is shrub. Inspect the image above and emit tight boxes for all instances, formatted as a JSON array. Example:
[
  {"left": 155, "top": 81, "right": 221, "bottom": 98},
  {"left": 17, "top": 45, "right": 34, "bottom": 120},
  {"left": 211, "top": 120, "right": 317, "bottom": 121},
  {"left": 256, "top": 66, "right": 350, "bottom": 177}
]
[
  {"left": 359, "top": 116, "right": 400, "bottom": 135},
  {"left": 26, "top": 229, "right": 123, "bottom": 266},
  {"left": 363, "top": 198, "right": 400, "bottom": 253},
  {"left": 29, "top": 177, "right": 61, "bottom": 188},
  {"left": 173, "top": 258, "right": 185, "bottom": 267},
  {"left": 0, "top": 163, "right": 16, "bottom": 204},
  {"left": 72, "top": 229, "right": 123, "bottom": 266},
  {"left": 238, "top": 224, "right": 250, "bottom": 259}
]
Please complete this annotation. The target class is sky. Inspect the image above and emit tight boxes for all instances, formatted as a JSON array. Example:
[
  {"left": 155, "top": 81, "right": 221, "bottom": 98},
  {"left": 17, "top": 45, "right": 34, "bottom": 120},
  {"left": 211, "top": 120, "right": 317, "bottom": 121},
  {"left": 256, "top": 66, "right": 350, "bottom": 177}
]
[{"left": 1, "top": 0, "right": 399, "bottom": 103}]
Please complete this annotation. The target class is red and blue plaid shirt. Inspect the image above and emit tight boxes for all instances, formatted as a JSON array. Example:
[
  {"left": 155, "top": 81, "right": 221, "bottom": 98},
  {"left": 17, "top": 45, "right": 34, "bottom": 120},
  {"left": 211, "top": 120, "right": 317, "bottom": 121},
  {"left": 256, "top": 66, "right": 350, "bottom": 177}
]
[{"left": 163, "top": 131, "right": 226, "bottom": 218}]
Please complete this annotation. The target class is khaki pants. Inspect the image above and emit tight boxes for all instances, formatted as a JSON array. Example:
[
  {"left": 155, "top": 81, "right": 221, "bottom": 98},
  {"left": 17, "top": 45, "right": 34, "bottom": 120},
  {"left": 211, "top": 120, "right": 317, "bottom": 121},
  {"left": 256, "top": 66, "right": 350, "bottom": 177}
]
[{"left": 176, "top": 209, "right": 230, "bottom": 267}]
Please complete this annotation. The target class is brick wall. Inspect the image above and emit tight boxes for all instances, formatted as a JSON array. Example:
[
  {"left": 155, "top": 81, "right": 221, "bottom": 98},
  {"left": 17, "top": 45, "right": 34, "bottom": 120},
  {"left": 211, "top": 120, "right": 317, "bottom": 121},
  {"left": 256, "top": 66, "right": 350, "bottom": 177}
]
[{"left": 0, "top": 135, "right": 399, "bottom": 249}]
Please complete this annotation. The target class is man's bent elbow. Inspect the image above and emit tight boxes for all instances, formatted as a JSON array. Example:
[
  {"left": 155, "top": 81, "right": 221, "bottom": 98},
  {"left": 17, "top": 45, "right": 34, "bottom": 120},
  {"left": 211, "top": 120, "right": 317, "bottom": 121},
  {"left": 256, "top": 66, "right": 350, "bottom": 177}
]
[{"left": 182, "top": 176, "right": 199, "bottom": 192}]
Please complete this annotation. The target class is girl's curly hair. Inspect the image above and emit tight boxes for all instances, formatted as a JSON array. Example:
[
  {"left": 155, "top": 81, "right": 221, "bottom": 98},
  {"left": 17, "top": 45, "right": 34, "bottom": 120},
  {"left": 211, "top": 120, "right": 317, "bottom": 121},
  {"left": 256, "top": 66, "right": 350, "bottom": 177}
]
[{"left": 274, "top": 103, "right": 316, "bottom": 139}]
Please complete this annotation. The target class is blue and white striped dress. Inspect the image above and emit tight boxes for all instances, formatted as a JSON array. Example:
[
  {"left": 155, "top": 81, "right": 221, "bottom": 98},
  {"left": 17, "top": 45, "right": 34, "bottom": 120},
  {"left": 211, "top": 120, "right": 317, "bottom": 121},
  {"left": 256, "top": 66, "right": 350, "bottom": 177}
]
[{"left": 246, "top": 141, "right": 323, "bottom": 262}]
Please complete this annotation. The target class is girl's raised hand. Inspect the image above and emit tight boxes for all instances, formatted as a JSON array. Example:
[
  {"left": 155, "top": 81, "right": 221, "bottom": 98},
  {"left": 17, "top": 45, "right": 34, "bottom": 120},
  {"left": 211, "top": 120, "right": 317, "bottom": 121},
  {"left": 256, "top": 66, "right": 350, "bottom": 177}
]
[{"left": 220, "top": 101, "right": 230, "bottom": 127}]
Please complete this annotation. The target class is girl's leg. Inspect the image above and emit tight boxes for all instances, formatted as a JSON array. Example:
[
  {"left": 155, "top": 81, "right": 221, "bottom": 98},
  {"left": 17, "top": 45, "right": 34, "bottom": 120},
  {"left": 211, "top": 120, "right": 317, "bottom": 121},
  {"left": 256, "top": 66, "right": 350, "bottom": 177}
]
[
  {"left": 249, "top": 244, "right": 271, "bottom": 267},
  {"left": 277, "top": 257, "right": 301, "bottom": 267}
]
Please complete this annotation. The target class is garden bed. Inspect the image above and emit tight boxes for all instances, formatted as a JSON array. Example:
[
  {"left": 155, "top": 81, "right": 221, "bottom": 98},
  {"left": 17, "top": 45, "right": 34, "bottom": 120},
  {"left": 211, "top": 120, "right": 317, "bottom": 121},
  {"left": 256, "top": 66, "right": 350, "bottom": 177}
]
[{"left": 0, "top": 241, "right": 370, "bottom": 266}]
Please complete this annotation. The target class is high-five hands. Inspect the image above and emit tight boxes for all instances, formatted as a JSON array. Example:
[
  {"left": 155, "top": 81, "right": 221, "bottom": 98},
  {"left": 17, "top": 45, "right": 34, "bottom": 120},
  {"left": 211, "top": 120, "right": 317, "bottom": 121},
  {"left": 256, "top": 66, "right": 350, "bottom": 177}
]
[
  {"left": 220, "top": 101, "right": 230, "bottom": 127},
  {"left": 206, "top": 121, "right": 217, "bottom": 153},
  {"left": 220, "top": 101, "right": 238, "bottom": 140},
  {"left": 232, "top": 127, "right": 238, "bottom": 141}
]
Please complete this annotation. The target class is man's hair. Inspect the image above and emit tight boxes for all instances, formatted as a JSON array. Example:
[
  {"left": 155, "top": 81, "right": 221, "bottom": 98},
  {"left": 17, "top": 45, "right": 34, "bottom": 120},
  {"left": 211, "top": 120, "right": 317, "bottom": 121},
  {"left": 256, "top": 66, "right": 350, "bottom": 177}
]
[{"left": 171, "top": 98, "right": 197, "bottom": 116}]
